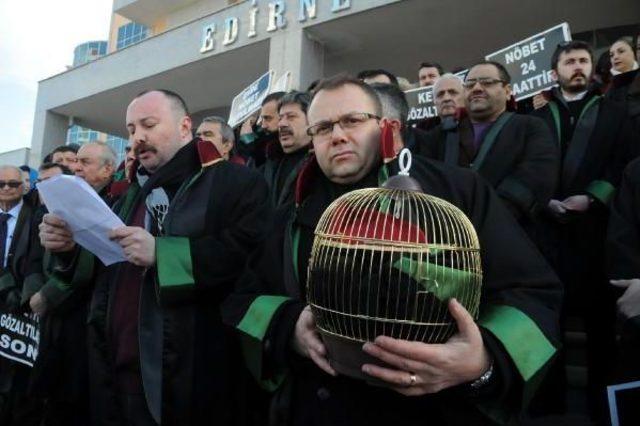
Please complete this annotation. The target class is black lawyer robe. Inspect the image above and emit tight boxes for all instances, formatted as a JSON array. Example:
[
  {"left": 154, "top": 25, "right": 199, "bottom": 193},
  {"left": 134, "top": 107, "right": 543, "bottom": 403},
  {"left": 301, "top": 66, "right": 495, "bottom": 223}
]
[
  {"left": 223, "top": 155, "right": 562, "bottom": 426},
  {"left": 415, "top": 111, "right": 559, "bottom": 238},
  {"left": 50, "top": 140, "right": 271, "bottom": 426},
  {"left": 607, "top": 158, "right": 640, "bottom": 383}
]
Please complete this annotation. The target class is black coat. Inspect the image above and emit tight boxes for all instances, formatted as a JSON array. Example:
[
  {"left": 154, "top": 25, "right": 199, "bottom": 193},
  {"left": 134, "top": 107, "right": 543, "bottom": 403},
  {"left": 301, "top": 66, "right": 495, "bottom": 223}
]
[
  {"left": 261, "top": 143, "right": 309, "bottom": 208},
  {"left": 0, "top": 199, "right": 36, "bottom": 312},
  {"left": 606, "top": 69, "right": 640, "bottom": 157},
  {"left": 607, "top": 158, "right": 640, "bottom": 382},
  {"left": 224, "top": 155, "right": 562, "bottom": 426},
  {"left": 52, "top": 141, "right": 271, "bottom": 425},
  {"left": 531, "top": 89, "right": 634, "bottom": 202},
  {"left": 415, "top": 112, "right": 559, "bottom": 227},
  {"left": 531, "top": 89, "right": 635, "bottom": 312}
]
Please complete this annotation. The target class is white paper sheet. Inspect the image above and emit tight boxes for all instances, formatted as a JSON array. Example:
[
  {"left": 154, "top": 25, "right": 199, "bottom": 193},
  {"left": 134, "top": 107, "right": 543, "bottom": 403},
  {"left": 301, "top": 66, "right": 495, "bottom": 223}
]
[{"left": 38, "top": 175, "right": 127, "bottom": 266}]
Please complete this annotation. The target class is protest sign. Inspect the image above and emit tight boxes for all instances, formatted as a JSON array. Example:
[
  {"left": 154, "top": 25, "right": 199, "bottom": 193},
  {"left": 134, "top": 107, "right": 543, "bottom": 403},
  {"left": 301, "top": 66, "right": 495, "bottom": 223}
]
[
  {"left": 454, "top": 69, "right": 469, "bottom": 81},
  {"left": 0, "top": 312, "right": 39, "bottom": 367},
  {"left": 485, "top": 23, "right": 571, "bottom": 100},
  {"left": 405, "top": 85, "right": 437, "bottom": 125},
  {"left": 228, "top": 70, "right": 274, "bottom": 128},
  {"left": 405, "top": 70, "right": 468, "bottom": 124}
]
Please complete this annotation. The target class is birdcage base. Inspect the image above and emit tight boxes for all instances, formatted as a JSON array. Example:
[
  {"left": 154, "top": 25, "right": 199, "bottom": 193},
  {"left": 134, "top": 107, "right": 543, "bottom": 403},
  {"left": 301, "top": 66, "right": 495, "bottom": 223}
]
[{"left": 322, "top": 332, "right": 395, "bottom": 384}]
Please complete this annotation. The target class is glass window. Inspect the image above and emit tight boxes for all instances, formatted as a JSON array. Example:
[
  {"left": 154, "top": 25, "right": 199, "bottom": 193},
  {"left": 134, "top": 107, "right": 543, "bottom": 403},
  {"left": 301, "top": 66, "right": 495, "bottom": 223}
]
[
  {"left": 117, "top": 22, "right": 149, "bottom": 50},
  {"left": 73, "top": 41, "right": 107, "bottom": 67}
]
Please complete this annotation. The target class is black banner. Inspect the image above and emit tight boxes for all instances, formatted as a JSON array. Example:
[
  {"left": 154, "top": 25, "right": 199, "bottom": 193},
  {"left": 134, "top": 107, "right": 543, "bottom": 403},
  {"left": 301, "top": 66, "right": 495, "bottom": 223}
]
[
  {"left": 485, "top": 23, "right": 571, "bottom": 101},
  {"left": 0, "top": 312, "right": 40, "bottom": 367}
]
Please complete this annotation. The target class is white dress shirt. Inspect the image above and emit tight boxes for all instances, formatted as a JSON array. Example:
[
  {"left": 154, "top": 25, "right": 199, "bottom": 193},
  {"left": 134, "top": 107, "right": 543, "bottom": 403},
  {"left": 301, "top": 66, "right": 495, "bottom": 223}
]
[{"left": 1, "top": 200, "right": 23, "bottom": 268}]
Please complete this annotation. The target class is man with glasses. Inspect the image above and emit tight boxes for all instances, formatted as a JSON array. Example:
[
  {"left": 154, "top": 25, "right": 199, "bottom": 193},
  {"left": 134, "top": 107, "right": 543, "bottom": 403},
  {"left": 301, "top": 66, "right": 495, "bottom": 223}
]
[
  {"left": 0, "top": 165, "right": 41, "bottom": 425},
  {"left": 531, "top": 40, "right": 636, "bottom": 422},
  {"left": 224, "top": 75, "right": 562, "bottom": 425},
  {"left": 416, "top": 61, "right": 558, "bottom": 242}
]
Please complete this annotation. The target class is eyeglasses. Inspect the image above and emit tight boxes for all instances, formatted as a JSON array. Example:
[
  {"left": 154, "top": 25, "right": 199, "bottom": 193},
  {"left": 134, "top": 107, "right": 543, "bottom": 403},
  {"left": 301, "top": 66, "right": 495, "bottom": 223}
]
[
  {"left": 463, "top": 78, "right": 506, "bottom": 90},
  {"left": 0, "top": 181, "right": 22, "bottom": 189},
  {"left": 307, "top": 112, "right": 380, "bottom": 138}
]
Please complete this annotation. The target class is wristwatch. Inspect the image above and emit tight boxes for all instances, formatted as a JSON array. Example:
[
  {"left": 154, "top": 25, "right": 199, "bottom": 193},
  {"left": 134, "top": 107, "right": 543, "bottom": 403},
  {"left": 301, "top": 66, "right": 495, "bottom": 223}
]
[{"left": 469, "top": 361, "right": 494, "bottom": 390}]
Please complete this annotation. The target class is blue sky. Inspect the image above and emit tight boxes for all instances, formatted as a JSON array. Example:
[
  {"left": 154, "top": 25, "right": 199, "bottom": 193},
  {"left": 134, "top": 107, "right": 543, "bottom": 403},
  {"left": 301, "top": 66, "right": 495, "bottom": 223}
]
[{"left": 0, "top": 0, "right": 113, "bottom": 154}]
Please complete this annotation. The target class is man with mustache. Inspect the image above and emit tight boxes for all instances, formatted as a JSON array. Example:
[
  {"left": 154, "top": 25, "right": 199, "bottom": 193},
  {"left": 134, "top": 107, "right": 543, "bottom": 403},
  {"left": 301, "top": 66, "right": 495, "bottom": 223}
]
[
  {"left": 531, "top": 40, "right": 636, "bottom": 423},
  {"left": 39, "top": 89, "right": 270, "bottom": 425},
  {"left": 262, "top": 91, "right": 313, "bottom": 207},
  {"left": 416, "top": 61, "right": 558, "bottom": 244}
]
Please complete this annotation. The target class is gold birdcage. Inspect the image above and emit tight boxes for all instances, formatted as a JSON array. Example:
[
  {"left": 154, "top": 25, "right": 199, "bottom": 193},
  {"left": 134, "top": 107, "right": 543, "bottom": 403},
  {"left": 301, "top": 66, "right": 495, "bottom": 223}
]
[{"left": 306, "top": 151, "right": 482, "bottom": 379}]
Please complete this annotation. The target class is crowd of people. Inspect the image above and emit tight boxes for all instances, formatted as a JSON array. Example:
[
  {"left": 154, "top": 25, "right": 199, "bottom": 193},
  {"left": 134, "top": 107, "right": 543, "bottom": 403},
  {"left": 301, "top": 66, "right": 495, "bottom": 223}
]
[{"left": 0, "top": 32, "right": 639, "bottom": 426}]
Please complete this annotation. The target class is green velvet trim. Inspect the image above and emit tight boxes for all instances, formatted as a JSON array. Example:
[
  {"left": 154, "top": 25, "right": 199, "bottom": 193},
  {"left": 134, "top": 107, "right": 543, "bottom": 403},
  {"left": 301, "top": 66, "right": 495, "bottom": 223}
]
[
  {"left": 73, "top": 249, "right": 95, "bottom": 285},
  {"left": 393, "top": 257, "right": 477, "bottom": 303},
  {"left": 237, "top": 295, "right": 290, "bottom": 391},
  {"left": 291, "top": 227, "right": 301, "bottom": 284},
  {"left": 0, "top": 272, "right": 16, "bottom": 293},
  {"left": 237, "top": 295, "right": 290, "bottom": 344},
  {"left": 239, "top": 133, "right": 257, "bottom": 145},
  {"left": 585, "top": 180, "right": 616, "bottom": 206},
  {"left": 113, "top": 169, "right": 126, "bottom": 182},
  {"left": 548, "top": 101, "right": 562, "bottom": 144},
  {"left": 479, "top": 305, "right": 556, "bottom": 382},
  {"left": 377, "top": 164, "right": 389, "bottom": 185},
  {"left": 497, "top": 177, "right": 536, "bottom": 212},
  {"left": 156, "top": 237, "right": 195, "bottom": 289}
]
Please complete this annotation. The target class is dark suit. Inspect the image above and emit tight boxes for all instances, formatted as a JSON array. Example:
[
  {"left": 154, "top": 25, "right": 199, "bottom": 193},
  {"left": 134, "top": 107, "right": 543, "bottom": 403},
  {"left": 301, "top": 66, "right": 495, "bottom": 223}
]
[{"left": 0, "top": 199, "right": 42, "bottom": 426}]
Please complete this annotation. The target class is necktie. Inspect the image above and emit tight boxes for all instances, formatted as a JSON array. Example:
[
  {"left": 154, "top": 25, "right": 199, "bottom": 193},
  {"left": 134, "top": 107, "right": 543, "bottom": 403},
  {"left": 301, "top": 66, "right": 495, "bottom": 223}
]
[{"left": 0, "top": 213, "right": 10, "bottom": 269}]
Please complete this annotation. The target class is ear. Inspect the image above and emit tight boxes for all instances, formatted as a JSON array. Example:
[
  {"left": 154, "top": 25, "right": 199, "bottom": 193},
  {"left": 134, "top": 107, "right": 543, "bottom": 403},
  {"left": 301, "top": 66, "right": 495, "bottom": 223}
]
[
  {"left": 550, "top": 69, "right": 558, "bottom": 82},
  {"left": 225, "top": 140, "right": 234, "bottom": 154},
  {"left": 104, "top": 163, "right": 115, "bottom": 177},
  {"left": 504, "top": 83, "right": 513, "bottom": 98},
  {"left": 180, "top": 116, "right": 193, "bottom": 141}
]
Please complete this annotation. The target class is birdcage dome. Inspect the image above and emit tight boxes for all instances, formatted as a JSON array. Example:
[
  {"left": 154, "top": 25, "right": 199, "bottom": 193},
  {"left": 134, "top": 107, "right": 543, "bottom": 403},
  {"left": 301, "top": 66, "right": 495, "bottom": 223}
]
[{"left": 307, "top": 185, "right": 482, "bottom": 379}]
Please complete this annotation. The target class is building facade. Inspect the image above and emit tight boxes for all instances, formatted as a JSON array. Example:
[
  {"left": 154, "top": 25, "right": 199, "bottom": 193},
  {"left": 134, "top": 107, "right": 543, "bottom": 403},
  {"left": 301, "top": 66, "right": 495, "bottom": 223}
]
[
  {"left": 31, "top": 0, "right": 640, "bottom": 161},
  {"left": 66, "top": 35, "right": 140, "bottom": 161}
]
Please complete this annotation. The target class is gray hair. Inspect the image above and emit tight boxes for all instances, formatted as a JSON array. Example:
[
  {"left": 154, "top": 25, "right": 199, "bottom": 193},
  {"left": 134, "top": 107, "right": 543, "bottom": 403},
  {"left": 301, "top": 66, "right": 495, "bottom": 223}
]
[
  {"left": 433, "top": 73, "right": 464, "bottom": 97},
  {"left": 82, "top": 141, "right": 117, "bottom": 168},
  {"left": 201, "top": 116, "right": 235, "bottom": 144},
  {"left": 0, "top": 165, "right": 26, "bottom": 186},
  {"left": 369, "top": 83, "right": 409, "bottom": 128}
]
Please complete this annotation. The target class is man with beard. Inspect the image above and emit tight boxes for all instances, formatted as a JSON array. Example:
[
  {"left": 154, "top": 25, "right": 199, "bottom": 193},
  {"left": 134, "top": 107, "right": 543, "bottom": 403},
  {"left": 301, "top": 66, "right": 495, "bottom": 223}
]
[
  {"left": 224, "top": 76, "right": 562, "bottom": 426},
  {"left": 238, "top": 92, "right": 286, "bottom": 167},
  {"left": 39, "top": 89, "right": 270, "bottom": 425},
  {"left": 531, "top": 40, "right": 635, "bottom": 422},
  {"left": 416, "top": 61, "right": 558, "bottom": 242},
  {"left": 262, "top": 91, "right": 312, "bottom": 207}
]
